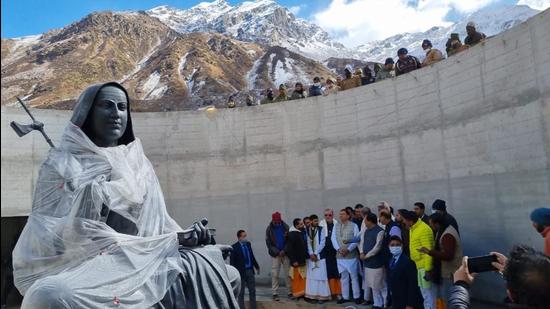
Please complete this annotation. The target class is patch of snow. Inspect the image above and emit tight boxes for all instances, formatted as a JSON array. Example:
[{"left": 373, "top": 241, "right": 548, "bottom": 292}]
[
  {"left": 246, "top": 57, "right": 263, "bottom": 90},
  {"left": 178, "top": 52, "right": 190, "bottom": 82},
  {"left": 146, "top": 85, "right": 168, "bottom": 100},
  {"left": 11, "top": 34, "right": 42, "bottom": 51},
  {"left": 269, "top": 57, "right": 309, "bottom": 87},
  {"left": 186, "top": 68, "right": 201, "bottom": 94}
]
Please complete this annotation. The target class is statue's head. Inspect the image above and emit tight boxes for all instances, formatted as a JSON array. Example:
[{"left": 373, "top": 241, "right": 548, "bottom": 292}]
[{"left": 71, "top": 82, "right": 135, "bottom": 147}]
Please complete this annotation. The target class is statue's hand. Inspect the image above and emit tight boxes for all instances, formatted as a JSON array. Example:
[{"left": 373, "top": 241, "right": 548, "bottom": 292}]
[
  {"left": 178, "top": 218, "right": 211, "bottom": 247},
  {"left": 216, "top": 244, "right": 233, "bottom": 260}
]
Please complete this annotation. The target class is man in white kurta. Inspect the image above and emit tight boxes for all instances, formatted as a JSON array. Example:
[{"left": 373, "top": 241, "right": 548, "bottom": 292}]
[
  {"left": 331, "top": 209, "right": 361, "bottom": 304},
  {"left": 305, "top": 215, "right": 331, "bottom": 303}
]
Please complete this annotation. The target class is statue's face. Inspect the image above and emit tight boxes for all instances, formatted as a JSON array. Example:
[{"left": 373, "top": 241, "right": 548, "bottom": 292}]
[{"left": 89, "top": 86, "right": 128, "bottom": 147}]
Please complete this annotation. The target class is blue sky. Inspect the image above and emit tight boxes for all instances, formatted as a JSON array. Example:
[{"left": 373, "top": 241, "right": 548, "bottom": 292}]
[{"left": 0, "top": 0, "right": 536, "bottom": 43}]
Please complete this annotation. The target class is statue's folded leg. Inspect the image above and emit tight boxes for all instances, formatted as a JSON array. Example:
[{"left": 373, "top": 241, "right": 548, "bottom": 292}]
[
  {"left": 157, "top": 245, "right": 241, "bottom": 308},
  {"left": 21, "top": 277, "right": 76, "bottom": 309}
]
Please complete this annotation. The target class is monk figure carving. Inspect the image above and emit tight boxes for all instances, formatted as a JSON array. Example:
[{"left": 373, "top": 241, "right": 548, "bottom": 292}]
[{"left": 13, "top": 82, "right": 240, "bottom": 308}]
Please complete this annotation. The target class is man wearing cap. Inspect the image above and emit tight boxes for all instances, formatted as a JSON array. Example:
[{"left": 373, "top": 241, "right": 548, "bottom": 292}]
[
  {"left": 446, "top": 33, "right": 468, "bottom": 56},
  {"left": 421, "top": 39, "right": 443, "bottom": 67},
  {"left": 266, "top": 212, "right": 291, "bottom": 301},
  {"left": 402, "top": 210, "right": 435, "bottom": 309},
  {"left": 464, "top": 21, "right": 486, "bottom": 47},
  {"left": 274, "top": 84, "right": 289, "bottom": 102},
  {"left": 323, "top": 77, "right": 339, "bottom": 96},
  {"left": 395, "top": 48, "right": 421, "bottom": 77},
  {"left": 530, "top": 208, "right": 550, "bottom": 256},
  {"left": 375, "top": 58, "right": 395, "bottom": 81},
  {"left": 431, "top": 199, "right": 459, "bottom": 235},
  {"left": 339, "top": 65, "right": 362, "bottom": 91}
]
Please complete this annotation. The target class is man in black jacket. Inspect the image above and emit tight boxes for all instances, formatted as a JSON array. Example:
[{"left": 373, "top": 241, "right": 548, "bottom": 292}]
[
  {"left": 285, "top": 218, "right": 309, "bottom": 300},
  {"left": 265, "top": 212, "right": 290, "bottom": 301},
  {"left": 387, "top": 236, "right": 424, "bottom": 309},
  {"left": 231, "top": 230, "right": 260, "bottom": 309}
]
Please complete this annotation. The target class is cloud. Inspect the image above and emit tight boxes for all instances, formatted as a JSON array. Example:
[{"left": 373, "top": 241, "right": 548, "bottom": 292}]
[
  {"left": 313, "top": 0, "right": 497, "bottom": 47},
  {"left": 289, "top": 5, "right": 302, "bottom": 15},
  {"left": 517, "top": 0, "right": 550, "bottom": 10}
]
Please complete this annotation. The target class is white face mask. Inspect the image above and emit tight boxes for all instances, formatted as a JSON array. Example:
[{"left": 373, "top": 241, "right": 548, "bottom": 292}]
[
  {"left": 389, "top": 246, "right": 402, "bottom": 256},
  {"left": 314, "top": 82, "right": 321, "bottom": 87},
  {"left": 239, "top": 238, "right": 247, "bottom": 243}
]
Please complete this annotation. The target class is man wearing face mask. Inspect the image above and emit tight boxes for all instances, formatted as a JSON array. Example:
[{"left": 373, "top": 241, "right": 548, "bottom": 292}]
[
  {"left": 231, "top": 230, "right": 259, "bottom": 309},
  {"left": 387, "top": 236, "right": 424, "bottom": 309},
  {"left": 421, "top": 39, "right": 443, "bottom": 67},
  {"left": 309, "top": 77, "right": 323, "bottom": 97},
  {"left": 260, "top": 88, "right": 275, "bottom": 105}
]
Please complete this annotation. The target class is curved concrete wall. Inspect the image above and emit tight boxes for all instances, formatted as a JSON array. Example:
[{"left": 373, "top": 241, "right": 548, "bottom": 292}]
[{"left": 2, "top": 9, "right": 549, "bottom": 302}]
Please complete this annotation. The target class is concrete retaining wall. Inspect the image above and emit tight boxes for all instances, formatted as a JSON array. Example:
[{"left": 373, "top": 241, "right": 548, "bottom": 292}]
[{"left": 2, "top": 9, "right": 549, "bottom": 302}]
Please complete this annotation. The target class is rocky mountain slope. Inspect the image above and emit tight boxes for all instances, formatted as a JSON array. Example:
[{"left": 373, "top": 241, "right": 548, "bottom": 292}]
[
  {"left": 1, "top": 9, "right": 332, "bottom": 110},
  {"left": 147, "top": 0, "right": 352, "bottom": 61}
]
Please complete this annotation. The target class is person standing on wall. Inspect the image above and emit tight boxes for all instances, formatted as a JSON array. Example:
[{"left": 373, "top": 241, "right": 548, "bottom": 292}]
[
  {"left": 231, "top": 230, "right": 260, "bottom": 309},
  {"left": 265, "top": 212, "right": 290, "bottom": 301}
]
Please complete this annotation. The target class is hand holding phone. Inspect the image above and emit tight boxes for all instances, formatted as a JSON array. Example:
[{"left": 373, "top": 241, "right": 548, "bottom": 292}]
[{"left": 467, "top": 255, "right": 498, "bottom": 273}]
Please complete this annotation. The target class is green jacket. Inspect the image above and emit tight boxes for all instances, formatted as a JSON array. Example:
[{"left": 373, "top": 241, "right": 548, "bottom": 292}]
[
  {"left": 260, "top": 97, "right": 274, "bottom": 105},
  {"left": 274, "top": 94, "right": 289, "bottom": 102},
  {"left": 375, "top": 69, "right": 394, "bottom": 81}
]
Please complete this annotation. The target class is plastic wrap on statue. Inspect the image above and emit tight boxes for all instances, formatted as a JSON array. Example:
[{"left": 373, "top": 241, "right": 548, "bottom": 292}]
[{"left": 12, "top": 82, "right": 240, "bottom": 308}]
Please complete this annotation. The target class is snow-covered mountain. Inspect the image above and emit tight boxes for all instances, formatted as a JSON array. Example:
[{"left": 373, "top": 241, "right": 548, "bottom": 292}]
[
  {"left": 356, "top": 4, "right": 540, "bottom": 62},
  {"left": 147, "top": 0, "right": 353, "bottom": 61}
]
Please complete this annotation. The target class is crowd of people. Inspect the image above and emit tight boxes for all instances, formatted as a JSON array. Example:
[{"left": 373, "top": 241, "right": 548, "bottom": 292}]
[
  {"left": 226, "top": 22, "right": 488, "bottom": 108},
  {"left": 228, "top": 203, "right": 550, "bottom": 309}
]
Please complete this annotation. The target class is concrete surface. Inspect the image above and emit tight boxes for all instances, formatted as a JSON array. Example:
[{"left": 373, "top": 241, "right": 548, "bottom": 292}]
[{"left": 1, "top": 9, "right": 549, "bottom": 304}]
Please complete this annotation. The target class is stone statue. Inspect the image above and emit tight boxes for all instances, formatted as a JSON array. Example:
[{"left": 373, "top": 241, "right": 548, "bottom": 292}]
[{"left": 13, "top": 82, "right": 240, "bottom": 308}]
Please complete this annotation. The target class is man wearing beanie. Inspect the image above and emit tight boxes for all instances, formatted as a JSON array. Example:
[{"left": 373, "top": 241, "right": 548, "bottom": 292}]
[
  {"left": 375, "top": 58, "right": 395, "bottom": 81},
  {"left": 421, "top": 39, "right": 443, "bottom": 67},
  {"left": 265, "top": 212, "right": 290, "bottom": 300},
  {"left": 530, "top": 208, "right": 550, "bottom": 256},
  {"left": 432, "top": 199, "right": 459, "bottom": 235},
  {"left": 395, "top": 48, "right": 421, "bottom": 77}
]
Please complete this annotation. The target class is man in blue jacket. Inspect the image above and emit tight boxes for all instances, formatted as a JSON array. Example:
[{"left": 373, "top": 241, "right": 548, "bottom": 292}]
[
  {"left": 387, "top": 236, "right": 424, "bottom": 309},
  {"left": 231, "top": 230, "right": 260, "bottom": 309}
]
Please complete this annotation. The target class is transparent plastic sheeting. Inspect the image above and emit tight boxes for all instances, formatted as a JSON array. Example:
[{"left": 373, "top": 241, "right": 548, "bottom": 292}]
[{"left": 13, "top": 124, "right": 198, "bottom": 308}]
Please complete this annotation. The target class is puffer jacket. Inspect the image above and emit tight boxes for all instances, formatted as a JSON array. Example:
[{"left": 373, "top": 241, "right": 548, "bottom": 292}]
[{"left": 409, "top": 219, "right": 434, "bottom": 271}]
